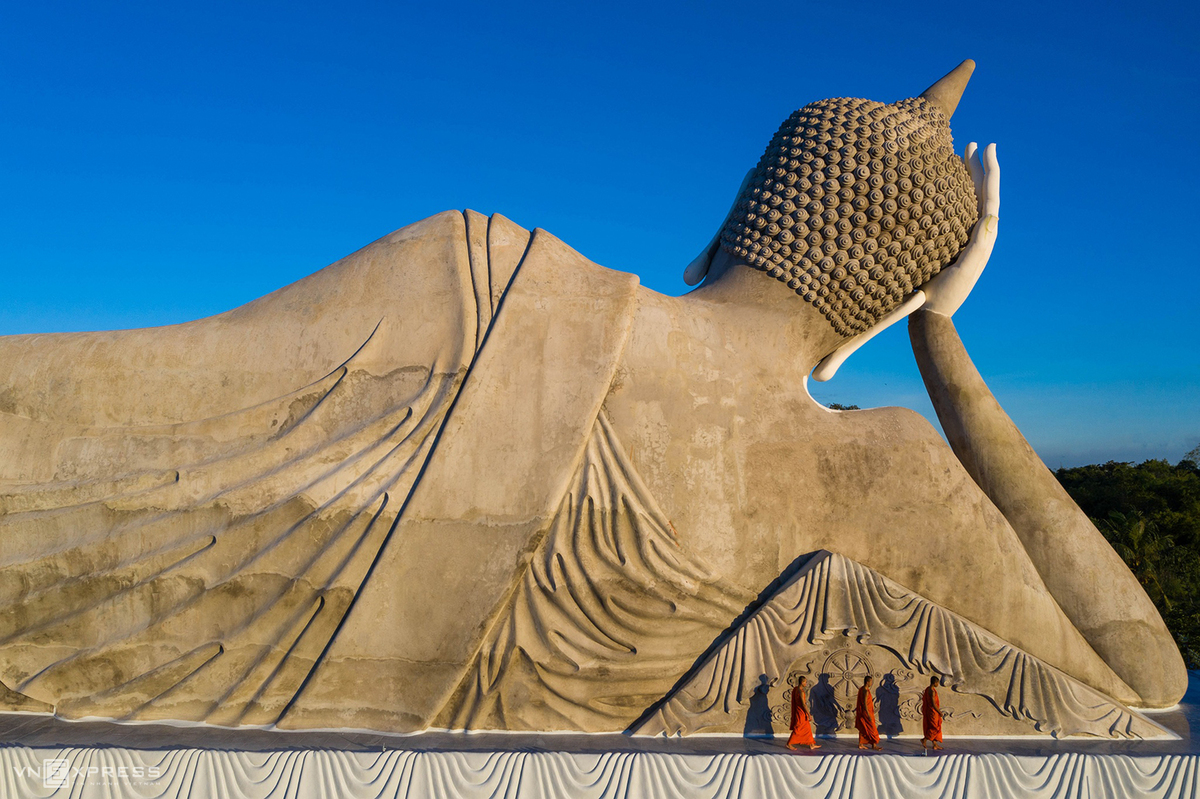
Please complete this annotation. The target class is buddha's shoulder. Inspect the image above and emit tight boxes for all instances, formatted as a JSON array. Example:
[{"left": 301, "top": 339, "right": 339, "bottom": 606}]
[{"left": 365, "top": 212, "right": 710, "bottom": 322}]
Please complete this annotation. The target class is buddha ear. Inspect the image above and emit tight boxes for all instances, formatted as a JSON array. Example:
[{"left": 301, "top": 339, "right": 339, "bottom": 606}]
[{"left": 684, "top": 168, "right": 755, "bottom": 286}]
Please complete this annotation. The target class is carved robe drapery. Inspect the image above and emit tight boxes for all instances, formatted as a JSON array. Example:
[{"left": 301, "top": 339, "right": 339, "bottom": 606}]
[
  {"left": 0, "top": 212, "right": 546, "bottom": 725},
  {"left": 0, "top": 211, "right": 749, "bottom": 732}
]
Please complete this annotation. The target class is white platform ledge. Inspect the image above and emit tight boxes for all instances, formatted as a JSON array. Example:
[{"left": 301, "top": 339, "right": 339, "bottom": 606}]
[{"left": 3, "top": 747, "right": 1198, "bottom": 799}]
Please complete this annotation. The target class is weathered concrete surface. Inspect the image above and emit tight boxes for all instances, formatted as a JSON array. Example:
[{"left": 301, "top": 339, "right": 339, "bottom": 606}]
[
  {"left": 281, "top": 226, "right": 642, "bottom": 732},
  {"left": 0, "top": 211, "right": 486, "bottom": 727}
]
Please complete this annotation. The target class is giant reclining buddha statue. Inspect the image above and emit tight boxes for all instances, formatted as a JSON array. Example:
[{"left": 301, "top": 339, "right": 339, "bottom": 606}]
[{"left": 0, "top": 61, "right": 1185, "bottom": 739}]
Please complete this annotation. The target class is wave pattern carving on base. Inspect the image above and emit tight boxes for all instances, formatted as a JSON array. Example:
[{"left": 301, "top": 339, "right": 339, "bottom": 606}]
[{"left": 1, "top": 747, "right": 1197, "bottom": 799}]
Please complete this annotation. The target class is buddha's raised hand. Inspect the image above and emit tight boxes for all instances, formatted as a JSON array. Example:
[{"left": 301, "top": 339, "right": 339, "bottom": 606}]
[{"left": 920, "top": 142, "right": 1000, "bottom": 317}]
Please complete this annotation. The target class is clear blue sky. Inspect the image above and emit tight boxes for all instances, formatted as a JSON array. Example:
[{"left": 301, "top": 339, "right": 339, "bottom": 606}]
[{"left": 1, "top": 1, "right": 1196, "bottom": 467}]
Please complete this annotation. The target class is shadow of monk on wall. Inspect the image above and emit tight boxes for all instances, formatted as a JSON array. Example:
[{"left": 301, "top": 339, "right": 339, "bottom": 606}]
[
  {"left": 810, "top": 675, "right": 842, "bottom": 737},
  {"left": 743, "top": 675, "right": 776, "bottom": 739},
  {"left": 877, "top": 674, "right": 904, "bottom": 737},
  {"left": 0, "top": 60, "right": 1185, "bottom": 735}
]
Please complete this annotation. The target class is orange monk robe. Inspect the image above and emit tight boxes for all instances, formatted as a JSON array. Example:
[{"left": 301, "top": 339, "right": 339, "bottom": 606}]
[
  {"left": 922, "top": 686, "right": 943, "bottom": 742},
  {"left": 855, "top": 686, "right": 880, "bottom": 746},
  {"left": 787, "top": 685, "right": 816, "bottom": 747}
]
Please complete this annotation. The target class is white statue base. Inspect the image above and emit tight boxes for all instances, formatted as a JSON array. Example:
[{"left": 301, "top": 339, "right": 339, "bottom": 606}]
[
  {"left": 1, "top": 671, "right": 1197, "bottom": 799},
  {"left": 2, "top": 741, "right": 1197, "bottom": 799}
]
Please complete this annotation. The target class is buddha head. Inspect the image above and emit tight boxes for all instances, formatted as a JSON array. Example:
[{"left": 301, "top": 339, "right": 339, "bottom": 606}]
[{"left": 710, "top": 61, "right": 980, "bottom": 339}]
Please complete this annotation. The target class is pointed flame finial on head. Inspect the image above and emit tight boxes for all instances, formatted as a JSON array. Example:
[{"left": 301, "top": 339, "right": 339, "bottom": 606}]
[{"left": 920, "top": 59, "right": 975, "bottom": 119}]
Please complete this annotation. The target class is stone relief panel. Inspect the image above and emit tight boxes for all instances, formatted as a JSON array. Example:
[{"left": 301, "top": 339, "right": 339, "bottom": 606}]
[
  {"left": 632, "top": 552, "right": 1169, "bottom": 739},
  {"left": 760, "top": 648, "right": 980, "bottom": 737}
]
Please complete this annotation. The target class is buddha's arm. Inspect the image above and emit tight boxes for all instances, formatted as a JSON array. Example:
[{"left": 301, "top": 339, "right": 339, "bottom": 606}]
[{"left": 908, "top": 307, "right": 1185, "bottom": 707}]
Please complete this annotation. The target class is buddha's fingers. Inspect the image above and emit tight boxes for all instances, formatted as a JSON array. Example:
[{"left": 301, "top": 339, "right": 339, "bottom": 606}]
[
  {"left": 920, "top": 143, "right": 1000, "bottom": 318},
  {"left": 981, "top": 143, "right": 1000, "bottom": 217},
  {"left": 964, "top": 142, "right": 984, "bottom": 212}
]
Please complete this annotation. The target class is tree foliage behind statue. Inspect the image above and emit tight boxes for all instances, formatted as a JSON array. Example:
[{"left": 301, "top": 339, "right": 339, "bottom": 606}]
[{"left": 1057, "top": 452, "right": 1200, "bottom": 669}]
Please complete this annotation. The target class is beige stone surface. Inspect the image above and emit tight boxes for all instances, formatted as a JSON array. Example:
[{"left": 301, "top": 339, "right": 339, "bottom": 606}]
[
  {"left": 0, "top": 208, "right": 1182, "bottom": 735},
  {"left": 0, "top": 64, "right": 1184, "bottom": 736},
  {"left": 281, "top": 224, "right": 641, "bottom": 731},
  {"left": 596, "top": 259, "right": 1158, "bottom": 711}
]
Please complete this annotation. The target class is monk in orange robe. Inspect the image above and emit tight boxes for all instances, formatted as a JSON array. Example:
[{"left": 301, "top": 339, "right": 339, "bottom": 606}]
[
  {"left": 786, "top": 675, "right": 820, "bottom": 750},
  {"left": 922, "top": 675, "right": 944, "bottom": 750},
  {"left": 855, "top": 676, "right": 881, "bottom": 750}
]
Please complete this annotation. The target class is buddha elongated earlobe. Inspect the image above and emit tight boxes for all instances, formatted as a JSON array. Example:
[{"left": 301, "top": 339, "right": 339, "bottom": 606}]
[{"left": 684, "top": 168, "right": 755, "bottom": 286}]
